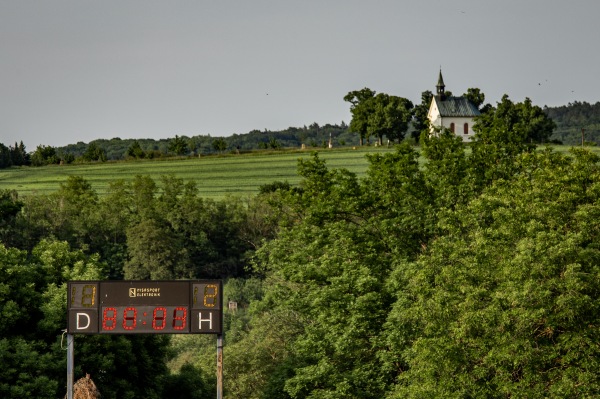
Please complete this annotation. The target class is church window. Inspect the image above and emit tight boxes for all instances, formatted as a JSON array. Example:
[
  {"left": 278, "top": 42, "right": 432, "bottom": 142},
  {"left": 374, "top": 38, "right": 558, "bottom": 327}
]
[
  {"left": 450, "top": 123, "right": 455, "bottom": 133},
  {"left": 464, "top": 123, "right": 469, "bottom": 134}
]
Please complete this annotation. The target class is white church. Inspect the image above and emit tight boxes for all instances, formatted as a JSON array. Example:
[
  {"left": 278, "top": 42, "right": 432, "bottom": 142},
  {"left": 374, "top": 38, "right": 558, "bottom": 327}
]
[{"left": 427, "top": 70, "right": 480, "bottom": 141}]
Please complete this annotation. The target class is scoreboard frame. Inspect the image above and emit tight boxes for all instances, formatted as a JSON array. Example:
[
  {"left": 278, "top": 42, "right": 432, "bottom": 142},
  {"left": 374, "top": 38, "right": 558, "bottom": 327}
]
[{"left": 67, "top": 280, "right": 222, "bottom": 335}]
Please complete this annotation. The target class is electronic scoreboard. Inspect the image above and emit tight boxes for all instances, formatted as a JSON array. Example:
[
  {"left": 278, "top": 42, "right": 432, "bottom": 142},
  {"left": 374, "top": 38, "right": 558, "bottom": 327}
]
[{"left": 67, "top": 280, "right": 222, "bottom": 334}]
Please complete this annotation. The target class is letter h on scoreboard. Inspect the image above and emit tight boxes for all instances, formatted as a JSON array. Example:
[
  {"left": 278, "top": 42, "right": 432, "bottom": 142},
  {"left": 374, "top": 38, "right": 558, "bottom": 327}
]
[{"left": 191, "top": 310, "right": 221, "bottom": 333}]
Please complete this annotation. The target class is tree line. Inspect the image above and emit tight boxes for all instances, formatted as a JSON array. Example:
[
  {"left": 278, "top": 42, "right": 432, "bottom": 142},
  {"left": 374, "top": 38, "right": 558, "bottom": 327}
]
[
  {"left": 0, "top": 141, "right": 29, "bottom": 168},
  {"left": 3, "top": 92, "right": 600, "bottom": 398},
  {"left": 0, "top": 91, "right": 597, "bottom": 169},
  {"left": 545, "top": 100, "right": 600, "bottom": 145},
  {"left": 0, "top": 123, "right": 353, "bottom": 168}
]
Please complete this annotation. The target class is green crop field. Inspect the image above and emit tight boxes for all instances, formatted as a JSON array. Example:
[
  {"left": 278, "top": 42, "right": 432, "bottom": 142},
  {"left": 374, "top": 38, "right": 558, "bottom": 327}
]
[
  {"left": 0, "top": 144, "right": 594, "bottom": 199},
  {"left": 0, "top": 147, "right": 397, "bottom": 199}
]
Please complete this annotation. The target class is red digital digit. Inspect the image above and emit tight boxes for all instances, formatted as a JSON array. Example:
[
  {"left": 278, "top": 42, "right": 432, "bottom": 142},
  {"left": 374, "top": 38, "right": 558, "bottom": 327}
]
[
  {"left": 152, "top": 307, "right": 166, "bottom": 330},
  {"left": 172, "top": 307, "right": 187, "bottom": 330},
  {"left": 102, "top": 307, "right": 117, "bottom": 330},
  {"left": 123, "top": 307, "right": 137, "bottom": 330}
]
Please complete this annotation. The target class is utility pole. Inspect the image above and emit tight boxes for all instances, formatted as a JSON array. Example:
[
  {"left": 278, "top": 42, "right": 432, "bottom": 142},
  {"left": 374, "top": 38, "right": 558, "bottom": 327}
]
[
  {"left": 67, "top": 333, "right": 74, "bottom": 399},
  {"left": 217, "top": 334, "right": 223, "bottom": 399},
  {"left": 582, "top": 128, "right": 585, "bottom": 146}
]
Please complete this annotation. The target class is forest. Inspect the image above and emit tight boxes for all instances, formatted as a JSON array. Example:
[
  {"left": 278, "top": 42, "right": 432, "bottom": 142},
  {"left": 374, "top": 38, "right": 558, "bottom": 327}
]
[
  {"left": 544, "top": 100, "right": 600, "bottom": 145},
  {"left": 0, "top": 122, "right": 355, "bottom": 167},
  {"left": 1, "top": 95, "right": 600, "bottom": 398}
]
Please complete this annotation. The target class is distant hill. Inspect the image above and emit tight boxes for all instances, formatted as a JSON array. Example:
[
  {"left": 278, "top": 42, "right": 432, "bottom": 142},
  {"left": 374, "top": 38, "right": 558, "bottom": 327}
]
[
  {"left": 57, "top": 122, "right": 355, "bottom": 161},
  {"left": 544, "top": 101, "right": 600, "bottom": 145}
]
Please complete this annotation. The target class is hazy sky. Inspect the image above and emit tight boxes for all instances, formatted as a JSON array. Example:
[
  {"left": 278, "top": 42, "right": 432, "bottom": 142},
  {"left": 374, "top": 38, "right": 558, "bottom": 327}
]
[{"left": 1, "top": 0, "right": 599, "bottom": 149}]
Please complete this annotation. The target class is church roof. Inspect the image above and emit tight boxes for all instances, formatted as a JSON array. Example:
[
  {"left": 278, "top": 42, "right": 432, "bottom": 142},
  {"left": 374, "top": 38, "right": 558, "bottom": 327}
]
[{"left": 434, "top": 95, "right": 480, "bottom": 117}]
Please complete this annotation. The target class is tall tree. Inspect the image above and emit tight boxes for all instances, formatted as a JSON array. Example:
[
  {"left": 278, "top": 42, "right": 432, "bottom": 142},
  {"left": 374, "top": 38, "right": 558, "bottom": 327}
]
[
  {"left": 367, "top": 94, "right": 414, "bottom": 145},
  {"left": 420, "top": 128, "right": 471, "bottom": 211},
  {"left": 474, "top": 95, "right": 556, "bottom": 143},
  {"left": 0, "top": 239, "right": 123, "bottom": 398},
  {"left": 212, "top": 138, "right": 227, "bottom": 153},
  {"left": 239, "top": 149, "right": 435, "bottom": 398},
  {"left": 82, "top": 142, "right": 107, "bottom": 162},
  {"left": 10, "top": 141, "right": 28, "bottom": 166},
  {"left": 411, "top": 90, "right": 433, "bottom": 142},
  {"left": 31, "top": 145, "right": 59, "bottom": 166},
  {"left": 463, "top": 87, "right": 486, "bottom": 109},
  {"left": 168, "top": 135, "right": 189, "bottom": 155},
  {"left": 344, "top": 87, "right": 376, "bottom": 145},
  {"left": 124, "top": 218, "right": 184, "bottom": 279},
  {"left": 127, "top": 140, "right": 146, "bottom": 159},
  {"left": 384, "top": 149, "right": 600, "bottom": 398},
  {"left": 470, "top": 95, "right": 556, "bottom": 188},
  {"left": 0, "top": 190, "right": 23, "bottom": 238},
  {"left": 0, "top": 144, "right": 11, "bottom": 169}
]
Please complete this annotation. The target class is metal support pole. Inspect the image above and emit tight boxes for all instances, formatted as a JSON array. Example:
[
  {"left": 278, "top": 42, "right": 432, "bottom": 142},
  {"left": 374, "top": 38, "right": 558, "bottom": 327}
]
[
  {"left": 217, "top": 334, "right": 223, "bottom": 399},
  {"left": 67, "top": 333, "right": 74, "bottom": 399}
]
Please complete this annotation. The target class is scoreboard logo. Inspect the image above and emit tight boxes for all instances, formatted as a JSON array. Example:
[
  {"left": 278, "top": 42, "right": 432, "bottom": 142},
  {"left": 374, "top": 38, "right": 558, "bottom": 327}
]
[{"left": 128, "top": 287, "right": 161, "bottom": 297}]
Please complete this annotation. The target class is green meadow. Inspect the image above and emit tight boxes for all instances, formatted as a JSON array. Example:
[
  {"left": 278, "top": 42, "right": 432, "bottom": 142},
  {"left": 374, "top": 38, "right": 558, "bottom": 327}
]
[
  {"left": 0, "top": 147, "right": 397, "bottom": 199},
  {"left": 0, "top": 144, "right": 594, "bottom": 199}
]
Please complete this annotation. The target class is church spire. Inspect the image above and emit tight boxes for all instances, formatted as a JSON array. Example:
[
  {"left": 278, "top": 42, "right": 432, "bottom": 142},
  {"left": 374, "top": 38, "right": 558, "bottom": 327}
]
[{"left": 436, "top": 68, "right": 446, "bottom": 99}]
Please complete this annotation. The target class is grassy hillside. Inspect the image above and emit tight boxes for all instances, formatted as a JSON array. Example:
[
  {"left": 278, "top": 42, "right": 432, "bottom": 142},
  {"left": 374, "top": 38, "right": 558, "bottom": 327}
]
[
  {"left": 2, "top": 144, "right": 597, "bottom": 199},
  {"left": 0, "top": 147, "right": 396, "bottom": 199}
]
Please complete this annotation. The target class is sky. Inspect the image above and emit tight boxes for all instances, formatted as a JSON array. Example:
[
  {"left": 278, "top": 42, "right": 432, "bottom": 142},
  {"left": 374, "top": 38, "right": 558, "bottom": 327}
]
[{"left": 1, "top": 0, "right": 599, "bottom": 150}]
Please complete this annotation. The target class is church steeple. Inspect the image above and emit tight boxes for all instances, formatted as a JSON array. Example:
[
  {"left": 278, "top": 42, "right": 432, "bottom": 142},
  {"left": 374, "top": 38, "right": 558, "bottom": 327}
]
[{"left": 436, "top": 68, "right": 446, "bottom": 99}]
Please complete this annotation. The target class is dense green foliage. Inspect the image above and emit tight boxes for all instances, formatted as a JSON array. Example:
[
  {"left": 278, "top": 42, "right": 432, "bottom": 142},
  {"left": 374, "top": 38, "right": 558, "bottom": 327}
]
[
  {"left": 344, "top": 88, "right": 414, "bottom": 146},
  {"left": 2, "top": 93, "right": 600, "bottom": 398},
  {"left": 0, "top": 141, "right": 29, "bottom": 168},
  {"left": 411, "top": 90, "right": 433, "bottom": 142},
  {"left": 546, "top": 100, "right": 600, "bottom": 145},
  {"left": 214, "top": 98, "right": 597, "bottom": 398},
  {"left": 385, "top": 147, "right": 600, "bottom": 398},
  {"left": 0, "top": 173, "right": 277, "bottom": 397}
]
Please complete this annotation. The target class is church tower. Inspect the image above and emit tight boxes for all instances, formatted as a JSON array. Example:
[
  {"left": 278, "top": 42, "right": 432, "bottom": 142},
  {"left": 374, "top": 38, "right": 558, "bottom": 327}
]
[{"left": 436, "top": 68, "right": 446, "bottom": 99}]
